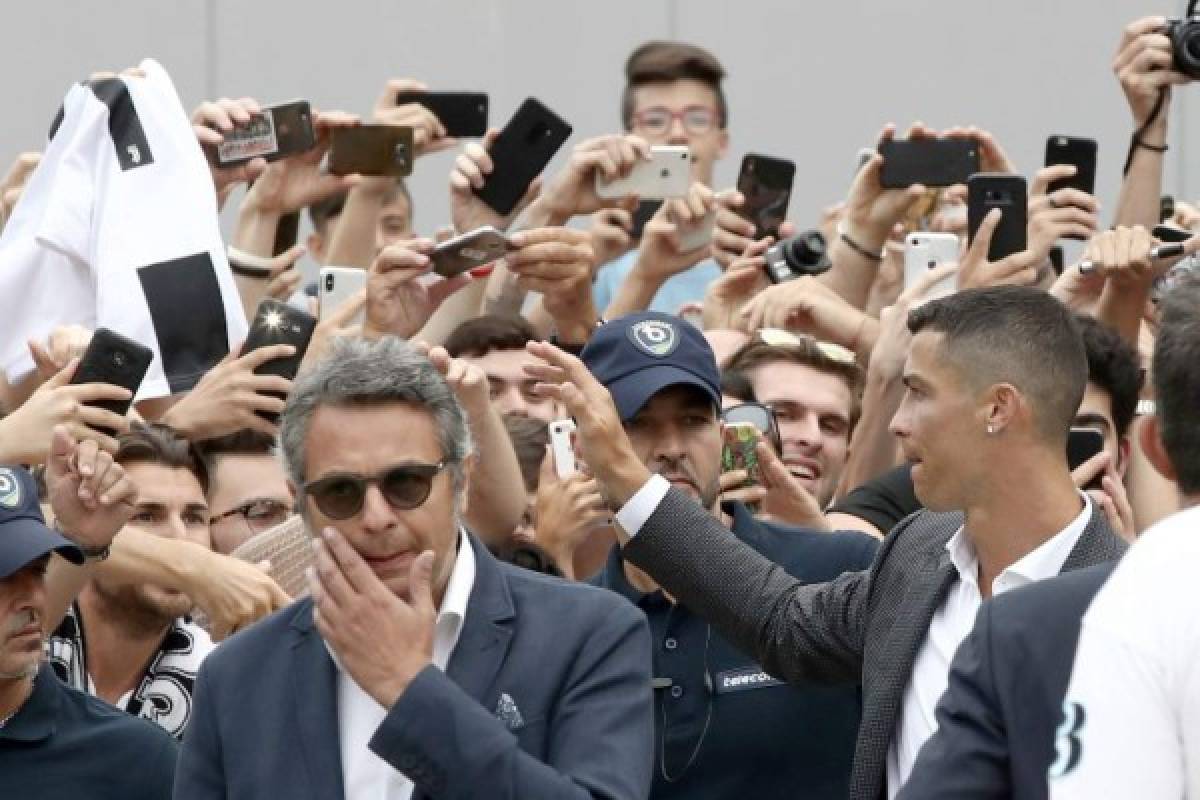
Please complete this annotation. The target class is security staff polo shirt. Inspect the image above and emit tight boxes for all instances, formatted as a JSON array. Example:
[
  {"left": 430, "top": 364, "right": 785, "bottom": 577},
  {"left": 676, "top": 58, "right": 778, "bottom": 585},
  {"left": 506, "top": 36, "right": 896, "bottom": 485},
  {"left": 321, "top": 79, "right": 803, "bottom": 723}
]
[
  {"left": 592, "top": 502, "right": 878, "bottom": 800},
  {"left": 0, "top": 663, "right": 177, "bottom": 799}
]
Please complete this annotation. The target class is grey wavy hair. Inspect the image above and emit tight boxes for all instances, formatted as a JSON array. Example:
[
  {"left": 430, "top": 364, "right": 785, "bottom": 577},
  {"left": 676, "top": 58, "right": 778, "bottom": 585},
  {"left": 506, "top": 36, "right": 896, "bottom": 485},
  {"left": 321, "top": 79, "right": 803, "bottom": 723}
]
[{"left": 279, "top": 336, "right": 473, "bottom": 498}]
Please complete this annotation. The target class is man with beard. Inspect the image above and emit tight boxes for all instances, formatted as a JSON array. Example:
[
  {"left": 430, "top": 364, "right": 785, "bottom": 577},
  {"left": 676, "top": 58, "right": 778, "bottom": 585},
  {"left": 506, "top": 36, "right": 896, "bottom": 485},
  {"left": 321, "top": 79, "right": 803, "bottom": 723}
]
[
  {"left": 47, "top": 423, "right": 215, "bottom": 740},
  {"left": 581, "top": 312, "right": 879, "bottom": 799}
]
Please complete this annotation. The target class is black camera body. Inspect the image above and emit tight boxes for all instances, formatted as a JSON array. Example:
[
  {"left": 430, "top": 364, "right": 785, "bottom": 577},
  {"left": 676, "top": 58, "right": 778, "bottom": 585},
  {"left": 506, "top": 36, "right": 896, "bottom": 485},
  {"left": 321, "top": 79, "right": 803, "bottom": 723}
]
[
  {"left": 763, "top": 230, "right": 830, "bottom": 283},
  {"left": 1166, "top": 9, "right": 1200, "bottom": 79}
]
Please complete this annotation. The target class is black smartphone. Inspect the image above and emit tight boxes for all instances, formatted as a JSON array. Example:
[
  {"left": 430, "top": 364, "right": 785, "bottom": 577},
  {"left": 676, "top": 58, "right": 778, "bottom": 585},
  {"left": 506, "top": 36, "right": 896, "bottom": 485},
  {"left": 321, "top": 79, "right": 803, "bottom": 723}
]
[
  {"left": 630, "top": 199, "right": 661, "bottom": 240},
  {"left": 475, "top": 97, "right": 572, "bottom": 216},
  {"left": 1153, "top": 224, "right": 1192, "bottom": 243},
  {"left": 329, "top": 125, "right": 414, "bottom": 177},
  {"left": 878, "top": 139, "right": 980, "bottom": 189},
  {"left": 1067, "top": 427, "right": 1106, "bottom": 490},
  {"left": 395, "top": 91, "right": 488, "bottom": 138},
  {"left": 272, "top": 211, "right": 300, "bottom": 257},
  {"left": 737, "top": 153, "right": 795, "bottom": 240},
  {"left": 71, "top": 328, "right": 154, "bottom": 431},
  {"left": 241, "top": 300, "right": 318, "bottom": 422},
  {"left": 211, "top": 101, "right": 316, "bottom": 167},
  {"left": 430, "top": 226, "right": 514, "bottom": 278},
  {"left": 1044, "top": 135, "right": 1097, "bottom": 196},
  {"left": 968, "top": 173, "right": 1027, "bottom": 262}
]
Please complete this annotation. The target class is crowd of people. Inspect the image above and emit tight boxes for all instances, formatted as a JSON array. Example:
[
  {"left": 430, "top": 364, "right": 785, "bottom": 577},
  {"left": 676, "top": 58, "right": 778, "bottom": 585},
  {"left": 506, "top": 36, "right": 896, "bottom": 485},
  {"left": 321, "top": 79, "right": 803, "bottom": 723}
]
[{"left": 0, "top": 12, "right": 1197, "bottom": 799}]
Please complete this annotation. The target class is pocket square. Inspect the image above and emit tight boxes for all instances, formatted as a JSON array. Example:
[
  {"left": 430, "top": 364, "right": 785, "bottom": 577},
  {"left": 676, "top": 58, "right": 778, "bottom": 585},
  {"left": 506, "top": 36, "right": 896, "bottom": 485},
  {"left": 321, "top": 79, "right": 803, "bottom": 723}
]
[{"left": 494, "top": 692, "right": 524, "bottom": 730}]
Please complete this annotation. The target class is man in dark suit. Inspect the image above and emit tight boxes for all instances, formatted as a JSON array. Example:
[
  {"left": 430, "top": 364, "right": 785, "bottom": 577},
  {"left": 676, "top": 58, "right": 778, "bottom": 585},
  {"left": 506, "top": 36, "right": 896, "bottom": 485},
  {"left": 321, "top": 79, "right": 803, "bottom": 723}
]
[
  {"left": 175, "top": 335, "right": 654, "bottom": 800},
  {"left": 527, "top": 286, "right": 1127, "bottom": 800}
]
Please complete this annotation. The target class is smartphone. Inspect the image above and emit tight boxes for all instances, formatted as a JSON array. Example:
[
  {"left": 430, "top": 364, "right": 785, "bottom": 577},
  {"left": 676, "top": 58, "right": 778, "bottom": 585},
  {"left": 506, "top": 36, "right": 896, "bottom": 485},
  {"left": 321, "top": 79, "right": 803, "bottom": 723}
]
[
  {"left": 395, "top": 91, "right": 488, "bottom": 137},
  {"left": 1153, "top": 224, "right": 1192, "bottom": 243},
  {"left": 475, "top": 97, "right": 573, "bottom": 215},
  {"left": 272, "top": 211, "right": 300, "bottom": 257},
  {"left": 721, "top": 423, "right": 762, "bottom": 512},
  {"left": 903, "top": 232, "right": 960, "bottom": 298},
  {"left": 71, "top": 328, "right": 154, "bottom": 430},
  {"left": 675, "top": 208, "right": 717, "bottom": 253},
  {"left": 329, "top": 125, "right": 413, "bottom": 177},
  {"left": 1044, "top": 135, "right": 1097, "bottom": 196},
  {"left": 241, "top": 300, "right": 318, "bottom": 423},
  {"left": 967, "top": 174, "right": 1027, "bottom": 262},
  {"left": 430, "top": 226, "right": 514, "bottom": 278},
  {"left": 211, "top": 101, "right": 315, "bottom": 167},
  {"left": 595, "top": 145, "right": 690, "bottom": 200},
  {"left": 737, "top": 153, "right": 795, "bottom": 240},
  {"left": 629, "top": 199, "right": 660, "bottom": 240},
  {"left": 318, "top": 267, "right": 365, "bottom": 325},
  {"left": 549, "top": 419, "right": 577, "bottom": 479},
  {"left": 1067, "top": 427, "right": 1106, "bottom": 490},
  {"left": 878, "top": 139, "right": 980, "bottom": 189}
]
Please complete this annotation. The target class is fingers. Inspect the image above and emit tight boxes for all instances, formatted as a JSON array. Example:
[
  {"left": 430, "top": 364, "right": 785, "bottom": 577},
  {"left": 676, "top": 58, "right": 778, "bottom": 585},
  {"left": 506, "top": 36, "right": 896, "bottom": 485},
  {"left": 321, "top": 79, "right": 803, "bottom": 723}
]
[
  {"left": 966, "top": 207, "right": 1003, "bottom": 260},
  {"left": 312, "top": 529, "right": 360, "bottom": 602},
  {"left": 408, "top": 550, "right": 437, "bottom": 618},
  {"left": 374, "top": 239, "right": 435, "bottom": 274},
  {"left": 1071, "top": 451, "right": 1110, "bottom": 490},
  {"left": 238, "top": 343, "right": 298, "bottom": 370}
]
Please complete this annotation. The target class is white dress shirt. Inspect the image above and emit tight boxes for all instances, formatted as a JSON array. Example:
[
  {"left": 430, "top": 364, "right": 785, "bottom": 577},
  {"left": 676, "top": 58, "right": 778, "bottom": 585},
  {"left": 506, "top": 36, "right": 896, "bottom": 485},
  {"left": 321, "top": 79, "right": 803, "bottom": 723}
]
[
  {"left": 885, "top": 496, "right": 1092, "bottom": 798},
  {"left": 330, "top": 529, "right": 476, "bottom": 800}
]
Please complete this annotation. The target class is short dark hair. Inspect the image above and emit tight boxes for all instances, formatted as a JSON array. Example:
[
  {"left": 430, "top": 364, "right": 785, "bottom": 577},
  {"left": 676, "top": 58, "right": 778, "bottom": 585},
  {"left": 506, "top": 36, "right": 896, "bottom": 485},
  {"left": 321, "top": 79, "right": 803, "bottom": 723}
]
[
  {"left": 907, "top": 287, "right": 1087, "bottom": 444},
  {"left": 1075, "top": 315, "right": 1143, "bottom": 440},
  {"left": 503, "top": 413, "right": 549, "bottom": 492},
  {"left": 195, "top": 429, "right": 277, "bottom": 490},
  {"left": 445, "top": 315, "right": 539, "bottom": 359},
  {"left": 116, "top": 423, "right": 209, "bottom": 494},
  {"left": 720, "top": 368, "right": 755, "bottom": 403},
  {"left": 1152, "top": 277, "right": 1200, "bottom": 493},
  {"left": 725, "top": 338, "right": 865, "bottom": 430},
  {"left": 621, "top": 41, "right": 728, "bottom": 131}
]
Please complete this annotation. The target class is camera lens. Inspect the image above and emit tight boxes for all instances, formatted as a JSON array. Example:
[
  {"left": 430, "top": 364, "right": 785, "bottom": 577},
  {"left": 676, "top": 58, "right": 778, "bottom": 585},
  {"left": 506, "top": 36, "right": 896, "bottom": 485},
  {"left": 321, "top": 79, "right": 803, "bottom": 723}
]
[
  {"left": 1169, "top": 17, "right": 1200, "bottom": 79},
  {"left": 325, "top": 275, "right": 334, "bottom": 290},
  {"left": 112, "top": 352, "right": 127, "bottom": 368}
]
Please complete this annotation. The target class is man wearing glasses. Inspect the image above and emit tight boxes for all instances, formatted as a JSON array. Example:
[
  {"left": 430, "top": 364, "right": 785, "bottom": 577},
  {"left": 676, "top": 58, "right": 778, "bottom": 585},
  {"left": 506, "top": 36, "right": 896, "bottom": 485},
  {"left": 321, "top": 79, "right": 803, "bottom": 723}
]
[
  {"left": 584, "top": 312, "right": 878, "bottom": 799},
  {"left": 591, "top": 41, "right": 731, "bottom": 316},
  {"left": 199, "top": 430, "right": 294, "bottom": 556},
  {"left": 176, "top": 335, "right": 654, "bottom": 800}
]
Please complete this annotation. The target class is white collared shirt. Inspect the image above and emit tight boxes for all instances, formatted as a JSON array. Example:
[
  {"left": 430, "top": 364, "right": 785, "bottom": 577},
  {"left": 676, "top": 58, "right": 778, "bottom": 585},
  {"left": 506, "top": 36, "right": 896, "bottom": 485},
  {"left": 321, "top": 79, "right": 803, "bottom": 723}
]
[
  {"left": 331, "top": 529, "right": 476, "bottom": 800},
  {"left": 886, "top": 495, "right": 1093, "bottom": 797}
]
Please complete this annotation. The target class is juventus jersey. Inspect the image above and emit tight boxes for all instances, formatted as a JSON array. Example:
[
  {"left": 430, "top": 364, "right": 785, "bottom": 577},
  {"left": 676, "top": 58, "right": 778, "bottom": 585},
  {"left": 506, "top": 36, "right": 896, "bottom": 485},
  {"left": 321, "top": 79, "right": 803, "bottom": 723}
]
[
  {"left": 46, "top": 603, "right": 215, "bottom": 740},
  {"left": 0, "top": 58, "right": 246, "bottom": 398}
]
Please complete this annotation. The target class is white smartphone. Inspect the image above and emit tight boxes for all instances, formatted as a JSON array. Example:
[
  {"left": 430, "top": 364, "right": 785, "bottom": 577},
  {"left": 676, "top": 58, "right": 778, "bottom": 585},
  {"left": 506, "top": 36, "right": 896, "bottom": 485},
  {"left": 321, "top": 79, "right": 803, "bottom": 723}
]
[
  {"left": 903, "top": 232, "right": 960, "bottom": 299},
  {"left": 595, "top": 145, "right": 691, "bottom": 199},
  {"left": 548, "top": 419, "right": 577, "bottom": 479},
  {"left": 675, "top": 208, "right": 717, "bottom": 252},
  {"left": 318, "top": 267, "right": 366, "bottom": 325}
]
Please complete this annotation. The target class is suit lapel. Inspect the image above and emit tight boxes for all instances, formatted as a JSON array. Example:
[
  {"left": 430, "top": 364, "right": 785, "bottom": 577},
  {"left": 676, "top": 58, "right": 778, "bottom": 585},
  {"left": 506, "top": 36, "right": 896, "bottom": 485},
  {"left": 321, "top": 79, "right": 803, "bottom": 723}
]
[
  {"left": 444, "top": 534, "right": 516, "bottom": 712},
  {"left": 1061, "top": 505, "right": 1126, "bottom": 572},
  {"left": 287, "top": 600, "right": 345, "bottom": 800}
]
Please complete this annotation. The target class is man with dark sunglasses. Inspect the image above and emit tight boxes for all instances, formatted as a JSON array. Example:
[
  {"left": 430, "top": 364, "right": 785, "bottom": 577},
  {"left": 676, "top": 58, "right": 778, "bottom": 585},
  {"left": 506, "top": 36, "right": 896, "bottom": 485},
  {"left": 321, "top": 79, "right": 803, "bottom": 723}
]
[
  {"left": 580, "top": 312, "right": 879, "bottom": 800},
  {"left": 176, "top": 335, "right": 654, "bottom": 800}
]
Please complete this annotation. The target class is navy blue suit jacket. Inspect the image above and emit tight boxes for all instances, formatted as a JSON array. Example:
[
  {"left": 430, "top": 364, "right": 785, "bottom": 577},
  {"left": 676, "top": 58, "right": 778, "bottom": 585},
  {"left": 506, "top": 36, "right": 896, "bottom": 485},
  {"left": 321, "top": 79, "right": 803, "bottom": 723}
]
[
  {"left": 897, "top": 562, "right": 1118, "bottom": 800},
  {"left": 174, "top": 533, "right": 654, "bottom": 800}
]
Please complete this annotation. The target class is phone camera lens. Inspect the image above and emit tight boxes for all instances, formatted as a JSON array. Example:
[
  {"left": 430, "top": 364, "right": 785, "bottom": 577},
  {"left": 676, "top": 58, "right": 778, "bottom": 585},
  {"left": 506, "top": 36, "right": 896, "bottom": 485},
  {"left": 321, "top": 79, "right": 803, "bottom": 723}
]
[
  {"left": 112, "top": 352, "right": 127, "bottom": 368},
  {"left": 927, "top": 260, "right": 937, "bottom": 269},
  {"left": 660, "top": 168, "right": 669, "bottom": 178},
  {"left": 325, "top": 275, "right": 334, "bottom": 290}
]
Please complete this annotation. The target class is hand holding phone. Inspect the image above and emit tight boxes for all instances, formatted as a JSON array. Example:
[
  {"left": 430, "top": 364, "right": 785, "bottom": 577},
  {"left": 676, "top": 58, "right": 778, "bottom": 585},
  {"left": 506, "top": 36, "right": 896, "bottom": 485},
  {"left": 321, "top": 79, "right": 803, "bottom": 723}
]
[
  {"left": 736, "top": 153, "right": 795, "bottom": 239},
  {"left": 474, "top": 98, "right": 572, "bottom": 215},
  {"left": 395, "top": 91, "right": 489, "bottom": 138},
  {"left": 595, "top": 146, "right": 690, "bottom": 200},
  {"left": 206, "top": 101, "right": 316, "bottom": 167},
  {"left": 967, "top": 174, "right": 1027, "bottom": 262},
  {"left": 70, "top": 329, "right": 154, "bottom": 433},
  {"left": 318, "top": 268, "right": 366, "bottom": 325},
  {"left": 429, "top": 226, "right": 514, "bottom": 278},
  {"left": 722, "top": 423, "right": 763, "bottom": 513},
  {"left": 329, "top": 125, "right": 413, "bottom": 177},
  {"left": 1044, "top": 136, "right": 1097, "bottom": 196},
  {"left": 241, "top": 300, "right": 318, "bottom": 422},
  {"left": 549, "top": 419, "right": 577, "bottom": 479},
  {"left": 878, "top": 139, "right": 980, "bottom": 189}
]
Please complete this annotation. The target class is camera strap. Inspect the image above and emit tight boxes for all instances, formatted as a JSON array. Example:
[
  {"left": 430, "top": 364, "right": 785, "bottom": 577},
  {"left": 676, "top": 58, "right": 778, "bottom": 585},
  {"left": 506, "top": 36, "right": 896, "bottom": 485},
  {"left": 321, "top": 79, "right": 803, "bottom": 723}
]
[{"left": 1122, "top": 88, "right": 1168, "bottom": 176}]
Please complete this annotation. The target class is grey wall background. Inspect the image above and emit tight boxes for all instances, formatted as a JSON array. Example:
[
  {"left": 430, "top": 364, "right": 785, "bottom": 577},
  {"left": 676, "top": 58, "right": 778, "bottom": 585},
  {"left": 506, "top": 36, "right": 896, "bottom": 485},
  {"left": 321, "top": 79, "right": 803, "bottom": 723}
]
[{"left": 5, "top": 0, "right": 1194, "bottom": 275}]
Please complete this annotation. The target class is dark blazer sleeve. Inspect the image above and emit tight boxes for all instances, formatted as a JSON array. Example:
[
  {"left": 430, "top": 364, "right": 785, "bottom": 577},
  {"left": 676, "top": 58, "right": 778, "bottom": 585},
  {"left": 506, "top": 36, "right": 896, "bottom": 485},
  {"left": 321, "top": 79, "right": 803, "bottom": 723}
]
[
  {"left": 623, "top": 487, "right": 873, "bottom": 687},
  {"left": 368, "top": 600, "right": 653, "bottom": 800},
  {"left": 896, "top": 602, "right": 1008, "bottom": 800},
  {"left": 173, "top": 664, "right": 227, "bottom": 800}
]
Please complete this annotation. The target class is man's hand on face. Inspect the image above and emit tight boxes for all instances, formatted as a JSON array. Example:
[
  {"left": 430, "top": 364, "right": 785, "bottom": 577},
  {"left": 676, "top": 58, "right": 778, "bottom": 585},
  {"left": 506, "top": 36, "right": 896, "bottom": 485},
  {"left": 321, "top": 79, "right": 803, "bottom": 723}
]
[
  {"left": 536, "top": 134, "right": 653, "bottom": 222},
  {"left": 449, "top": 129, "right": 542, "bottom": 233},
  {"left": 373, "top": 79, "right": 456, "bottom": 157},
  {"left": 191, "top": 97, "right": 270, "bottom": 204},
  {"left": 634, "top": 183, "right": 718, "bottom": 283},
  {"left": 310, "top": 528, "right": 435, "bottom": 708},
  {"left": 45, "top": 426, "right": 137, "bottom": 551},
  {"left": 711, "top": 190, "right": 796, "bottom": 270},
  {"left": 363, "top": 240, "right": 472, "bottom": 341},
  {"left": 159, "top": 344, "right": 296, "bottom": 440}
]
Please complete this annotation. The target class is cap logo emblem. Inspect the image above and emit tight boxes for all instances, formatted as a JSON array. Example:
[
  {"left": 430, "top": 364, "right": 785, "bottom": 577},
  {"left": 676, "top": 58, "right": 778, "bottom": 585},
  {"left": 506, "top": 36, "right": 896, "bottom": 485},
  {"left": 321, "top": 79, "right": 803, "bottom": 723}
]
[
  {"left": 628, "top": 320, "right": 679, "bottom": 358},
  {"left": 0, "top": 469, "right": 21, "bottom": 509}
]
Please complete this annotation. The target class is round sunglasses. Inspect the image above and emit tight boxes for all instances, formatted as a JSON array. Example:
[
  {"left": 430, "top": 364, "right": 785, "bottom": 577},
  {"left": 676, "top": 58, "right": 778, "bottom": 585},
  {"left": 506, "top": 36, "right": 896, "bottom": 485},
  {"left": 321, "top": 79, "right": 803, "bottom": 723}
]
[{"left": 302, "top": 461, "right": 447, "bottom": 520}]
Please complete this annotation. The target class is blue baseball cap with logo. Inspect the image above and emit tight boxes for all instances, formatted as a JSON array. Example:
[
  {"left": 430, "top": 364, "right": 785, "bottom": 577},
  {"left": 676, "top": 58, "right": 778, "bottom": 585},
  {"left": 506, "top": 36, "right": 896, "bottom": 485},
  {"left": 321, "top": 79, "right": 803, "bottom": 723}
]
[
  {"left": 0, "top": 466, "right": 83, "bottom": 579},
  {"left": 581, "top": 312, "right": 722, "bottom": 421}
]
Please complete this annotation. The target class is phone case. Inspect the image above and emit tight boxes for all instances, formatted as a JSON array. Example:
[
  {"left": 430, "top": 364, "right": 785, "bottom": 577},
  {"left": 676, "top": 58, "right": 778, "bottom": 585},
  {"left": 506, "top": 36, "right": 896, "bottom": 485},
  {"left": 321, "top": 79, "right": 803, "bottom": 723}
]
[
  {"left": 71, "top": 328, "right": 154, "bottom": 425},
  {"left": 737, "top": 153, "right": 795, "bottom": 239},
  {"left": 475, "top": 98, "right": 572, "bottom": 215},
  {"left": 329, "top": 125, "right": 414, "bottom": 177},
  {"left": 548, "top": 419, "right": 577, "bottom": 479},
  {"left": 903, "top": 232, "right": 960, "bottom": 298},
  {"left": 318, "top": 267, "right": 366, "bottom": 324},
  {"left": 213, "top": 101, "right": 315, "bottom": 167},
  {"left": 242, "top": 300, "right": 317, "bottom": 422},
  {"left": 878, "top": 139, "right": 980, "bottom": 189},
  {"left": 595, "top": 146, "right": 691, "bottom": 199},
  {"left": 1044, "top": 136, "right": 1097, "bottom": 196},
  {"left": 430, "top": 226, "right": 514, "bottom": 278},
  {"left": 395, "top": 91, "right": 489, "bottom": 138},
  {"left": 675, "top": 208, "right": 717, "bottom": 252},
  {"left": 967, "top": 174, "right": 1027, "bottom": 262}
]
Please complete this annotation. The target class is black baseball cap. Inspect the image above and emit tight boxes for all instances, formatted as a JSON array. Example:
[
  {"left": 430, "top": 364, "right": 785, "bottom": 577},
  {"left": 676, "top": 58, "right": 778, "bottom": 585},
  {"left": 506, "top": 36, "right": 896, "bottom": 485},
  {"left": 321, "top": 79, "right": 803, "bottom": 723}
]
[
  {"left": 581, "top": 312, "right": 722, "bottom": 421},
  {"left": 0, "top": 466, "right": 83, "bottom": 579}
]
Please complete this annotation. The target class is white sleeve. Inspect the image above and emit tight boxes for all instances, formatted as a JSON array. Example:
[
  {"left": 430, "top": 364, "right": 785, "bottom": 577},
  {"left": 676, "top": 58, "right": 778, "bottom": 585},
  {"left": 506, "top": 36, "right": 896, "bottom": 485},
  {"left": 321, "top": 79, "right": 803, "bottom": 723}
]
[{"left": 614, "top": 474, "right": 670, "bottom": 538}]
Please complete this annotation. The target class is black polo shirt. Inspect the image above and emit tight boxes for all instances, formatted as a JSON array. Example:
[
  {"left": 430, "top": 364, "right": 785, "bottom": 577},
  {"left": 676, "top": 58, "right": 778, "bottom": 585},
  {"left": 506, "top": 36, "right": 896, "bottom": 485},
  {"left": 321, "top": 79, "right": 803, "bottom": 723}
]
[
  {"left": 592, "top": 503, "right": 879, "bottom": 800},
  {"left": 0, "top": 664, "right": 177, "bottom": 799}
]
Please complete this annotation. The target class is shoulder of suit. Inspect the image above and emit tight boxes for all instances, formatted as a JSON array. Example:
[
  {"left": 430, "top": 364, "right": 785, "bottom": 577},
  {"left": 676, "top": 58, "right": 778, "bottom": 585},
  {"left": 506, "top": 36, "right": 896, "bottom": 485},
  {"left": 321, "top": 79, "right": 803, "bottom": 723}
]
[
  {"left": 200, "top": 597, "right": 314, "bottom": 671},
  {"left": 498, "top": 561, "right": 643, "bottom": 624}
]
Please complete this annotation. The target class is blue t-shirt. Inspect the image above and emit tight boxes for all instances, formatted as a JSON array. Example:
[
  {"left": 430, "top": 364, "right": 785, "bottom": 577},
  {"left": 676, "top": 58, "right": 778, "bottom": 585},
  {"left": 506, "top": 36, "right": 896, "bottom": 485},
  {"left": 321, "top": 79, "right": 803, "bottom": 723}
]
[{"left": 592, "top": 250, "right": 721, "bottom": 316}]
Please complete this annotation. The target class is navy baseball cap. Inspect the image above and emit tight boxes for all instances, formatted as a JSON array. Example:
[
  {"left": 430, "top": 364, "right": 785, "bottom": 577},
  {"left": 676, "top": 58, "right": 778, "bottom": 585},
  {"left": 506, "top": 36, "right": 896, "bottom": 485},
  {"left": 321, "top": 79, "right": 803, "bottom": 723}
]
[
  {"left": 0, "top": 466, "right": 83, "bottom": 579},
  {"left": 581, "top": 313, "right": 722, "bottom": 421}
]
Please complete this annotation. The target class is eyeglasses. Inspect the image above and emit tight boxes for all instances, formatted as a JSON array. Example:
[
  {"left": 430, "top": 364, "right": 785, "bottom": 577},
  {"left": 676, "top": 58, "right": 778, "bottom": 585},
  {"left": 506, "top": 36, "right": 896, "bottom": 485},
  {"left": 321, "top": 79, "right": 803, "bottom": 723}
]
[
  {"left": 302, "top": 462, "right": 448, "bottom": 520},
  {"left": 722, "top": 402, "right": 782, "bottom": 454},
  {"left": 631, "top": 105, "right": 719, "bottom": 136},
  {"left": 209, "top": 498, "right": 294, "bottom": 533},
  {"left": 754, "top": 328, "right": 858, "bottom": 366}
]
